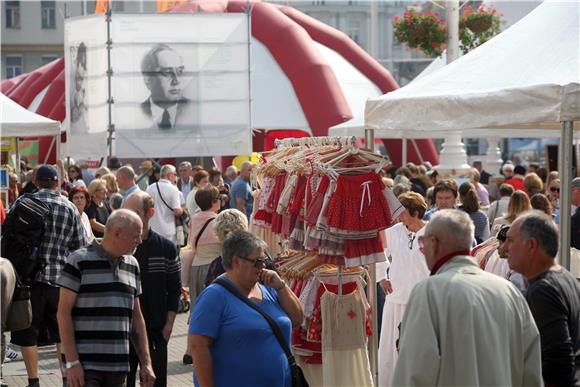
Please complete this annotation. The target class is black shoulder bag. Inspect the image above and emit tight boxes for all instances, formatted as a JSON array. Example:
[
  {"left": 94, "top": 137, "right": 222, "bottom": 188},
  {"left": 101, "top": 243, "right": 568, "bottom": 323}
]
[
  {"left": 214, "top": 278, "right": 309, "bottom": 387},
  {"left": 194, "top": 217, "right": 214, "bottom": 249}
]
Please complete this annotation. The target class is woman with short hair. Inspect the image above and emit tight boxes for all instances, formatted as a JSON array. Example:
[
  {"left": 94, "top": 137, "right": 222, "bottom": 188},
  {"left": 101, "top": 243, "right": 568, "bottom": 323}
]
[
  {"left": 524, "top": 172, "right": 544, "bottom": 197},
  {"left": 186, "top": 170, "right": 210, "bottom": 215},
  {"left": 378, "top": 192, "right": 430, "bottom": 387},
  {"left": 86, "top": 179, "right": 110, "bottom": 238},
  {"left": 69, "top": 186, "right": 94, "bottom": 243},
  {"left": 189, "top": 231, "right": 303, "bottom": 387}
]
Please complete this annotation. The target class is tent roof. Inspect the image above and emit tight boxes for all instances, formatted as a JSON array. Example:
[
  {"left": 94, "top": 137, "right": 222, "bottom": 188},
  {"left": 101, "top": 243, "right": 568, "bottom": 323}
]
[
  {"left": 365, "top": 0, "right": 580, "bottom": 134},
  {"left": 1, "top": 93, "right": 60, "bottom": 137}
]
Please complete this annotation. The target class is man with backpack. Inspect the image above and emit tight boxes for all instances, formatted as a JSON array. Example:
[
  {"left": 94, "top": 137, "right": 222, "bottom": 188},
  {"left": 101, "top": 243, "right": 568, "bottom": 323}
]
[{"left": 6, "top": 165, "right": 86, "bottom": 387}]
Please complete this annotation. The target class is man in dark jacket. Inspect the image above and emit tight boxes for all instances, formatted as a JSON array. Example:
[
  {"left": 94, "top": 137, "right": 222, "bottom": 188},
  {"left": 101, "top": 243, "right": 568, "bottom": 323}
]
[{"left": 123, "top": 191, "right": 181, "bottom": 387}]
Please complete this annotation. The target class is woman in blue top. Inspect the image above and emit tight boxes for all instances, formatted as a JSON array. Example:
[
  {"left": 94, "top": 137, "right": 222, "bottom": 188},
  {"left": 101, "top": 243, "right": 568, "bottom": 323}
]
[{"left": 189, "top": 231, "right": 304, "bottom": 387}]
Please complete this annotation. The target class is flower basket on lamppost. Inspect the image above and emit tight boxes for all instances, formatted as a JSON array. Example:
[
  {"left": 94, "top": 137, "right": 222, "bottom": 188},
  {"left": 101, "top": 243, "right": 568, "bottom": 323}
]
[
  {"left": 459, "top": 6, "right": 502, "bottom": 53},
  {"left": 393, "top": 4, "right": 502, "bottom": 57},
  {"left": 393, "top": 7, "right": 447, "bottom": 57}
]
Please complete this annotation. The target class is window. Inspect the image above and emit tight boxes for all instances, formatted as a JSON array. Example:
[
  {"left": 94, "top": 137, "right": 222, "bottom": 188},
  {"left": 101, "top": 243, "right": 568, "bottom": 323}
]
[
  {"left": 112, "top": 1, "right": 124, "bottom": 12},
  {"left": 347, "top": 20, "right": 361, "bottom": 44},
  {"left": 5, "top": 1, "right": 21, "bottom": 29},
  {"left": 41, "top": 55, "right": 58, "bottom": 66},
  {"left": 41, "top": 1, "right": 56, "bottom": 29},
  {"left": 5, "top": 56, "right": 23, "bottom": 79},
  {"left": 311, "top": 0, "right": 325, "bottom": 5}
]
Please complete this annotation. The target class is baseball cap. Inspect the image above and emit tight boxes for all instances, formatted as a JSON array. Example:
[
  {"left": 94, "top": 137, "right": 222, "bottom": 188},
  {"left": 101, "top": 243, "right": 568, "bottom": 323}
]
[
  {"left": 36, "top": 165, "right": 58, "bottom": 181},
  {"left": 572, "top": 177, "right": 580, "bottom": 190}
]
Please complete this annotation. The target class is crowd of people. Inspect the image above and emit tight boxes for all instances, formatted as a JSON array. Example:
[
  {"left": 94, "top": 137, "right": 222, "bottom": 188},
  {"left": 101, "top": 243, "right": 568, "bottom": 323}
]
[
  {"left": 376, "top": 159, "right": 580, "bottom": 386},
  {"left": 0, "top": 155, "right": 578, "bottom": 387},
  {"left": 0, "top": 158, "right": 257, "bottom": 387}
]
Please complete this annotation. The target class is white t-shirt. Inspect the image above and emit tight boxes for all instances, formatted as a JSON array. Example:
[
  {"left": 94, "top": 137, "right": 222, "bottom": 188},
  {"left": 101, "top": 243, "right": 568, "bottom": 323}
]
[
  {"left": 384, "top": 222, "right": 430, "bottom": 305},
  {"left": 146, "top": 179, "right": 181, "bottom": 241}
]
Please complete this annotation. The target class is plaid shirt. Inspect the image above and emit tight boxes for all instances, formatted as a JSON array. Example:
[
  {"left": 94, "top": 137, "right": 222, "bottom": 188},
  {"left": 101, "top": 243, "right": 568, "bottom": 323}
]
[{"left": 13, "top": 189, "right": 87, "bottom": 285}]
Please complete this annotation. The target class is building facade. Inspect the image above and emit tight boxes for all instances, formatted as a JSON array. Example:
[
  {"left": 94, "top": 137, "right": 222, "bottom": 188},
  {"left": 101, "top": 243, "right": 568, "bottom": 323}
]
[{"left": 1, "top": 1, "right": 157, "bottom": 79}]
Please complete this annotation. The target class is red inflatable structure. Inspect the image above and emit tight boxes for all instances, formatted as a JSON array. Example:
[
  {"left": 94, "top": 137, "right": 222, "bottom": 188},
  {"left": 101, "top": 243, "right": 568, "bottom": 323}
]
[{"left": 1, "top": 0, "right": 438, "bottom": 166}]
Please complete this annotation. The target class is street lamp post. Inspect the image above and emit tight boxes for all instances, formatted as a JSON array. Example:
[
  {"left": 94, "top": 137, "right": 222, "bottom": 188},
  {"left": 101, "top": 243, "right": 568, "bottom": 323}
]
[{"left": 436, "top": 0, "right": 471, "bottom": 175}]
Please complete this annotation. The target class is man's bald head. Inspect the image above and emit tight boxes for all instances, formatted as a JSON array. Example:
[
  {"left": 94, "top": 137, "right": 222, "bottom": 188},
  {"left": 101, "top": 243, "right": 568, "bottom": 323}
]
[{"left": 104, "top": 209, "right": 142, "bottom": 236}]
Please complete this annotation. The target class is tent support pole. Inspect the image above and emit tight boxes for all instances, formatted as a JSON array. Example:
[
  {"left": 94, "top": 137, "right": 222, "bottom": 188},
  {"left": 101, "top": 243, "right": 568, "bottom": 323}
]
[
  {"left": 105, "top": 8, "right": 115, "bottom": 159},
  {"left": 56, "top": 134, "right": 61, "bottom": 165},
  {"left": 559, "top": 121, "right": 573, "bottom": 270},
  {"left": 402, "top": 136, "right": 407, "bottom": 165},
  {"left": 364, "top": 128, "right": 378, "bottom": 385},
  {"left": 15, "top": 137, "right": 21, "bottom": 175}
]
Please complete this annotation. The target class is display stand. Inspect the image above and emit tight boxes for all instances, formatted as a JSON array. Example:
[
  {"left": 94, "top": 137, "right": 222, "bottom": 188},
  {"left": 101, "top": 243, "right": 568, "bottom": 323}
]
[{"left": 265, "top": 134, "right": 389, "bottom": 386}]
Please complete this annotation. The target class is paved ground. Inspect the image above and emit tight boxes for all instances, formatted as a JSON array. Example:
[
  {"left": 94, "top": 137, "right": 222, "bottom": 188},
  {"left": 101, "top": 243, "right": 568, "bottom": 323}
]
[{"left": 2, "top": 312, "right": 193, "bottom": 387}]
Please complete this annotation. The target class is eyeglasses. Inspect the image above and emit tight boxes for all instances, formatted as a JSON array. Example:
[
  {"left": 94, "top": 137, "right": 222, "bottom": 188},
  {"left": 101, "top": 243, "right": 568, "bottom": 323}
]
[
  {"left": 549, "top": 187, "right": 560, "bottom": 193},
  {"left": 72, "top": 196, "right": 86, "bottom": 201},
  {"left": 407, "top": 232, "right": 416, "bottom": 250},
  {"left": 149, "top": 66, "right": 185, "bottom": 79},
  {"left": 238, "top": 255, "right": 267, "bottom": 269}
]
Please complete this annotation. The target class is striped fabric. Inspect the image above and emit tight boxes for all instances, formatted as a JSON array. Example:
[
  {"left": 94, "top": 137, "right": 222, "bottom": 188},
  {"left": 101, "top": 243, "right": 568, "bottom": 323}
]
[{"left": 57, "top": 241, "right": 141, "bottom": 372}]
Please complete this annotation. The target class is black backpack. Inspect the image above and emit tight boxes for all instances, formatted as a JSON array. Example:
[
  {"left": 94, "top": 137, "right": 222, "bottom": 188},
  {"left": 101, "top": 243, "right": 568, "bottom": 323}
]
[{"left": 1, "top": 194, "right": 50, "bottom": 282}]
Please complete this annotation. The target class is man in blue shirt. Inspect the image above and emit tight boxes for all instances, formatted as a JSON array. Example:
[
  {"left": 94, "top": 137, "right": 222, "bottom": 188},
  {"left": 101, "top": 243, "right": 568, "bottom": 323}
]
[{"left": 230, "top": 161, "right": 253, "bottom": 219}]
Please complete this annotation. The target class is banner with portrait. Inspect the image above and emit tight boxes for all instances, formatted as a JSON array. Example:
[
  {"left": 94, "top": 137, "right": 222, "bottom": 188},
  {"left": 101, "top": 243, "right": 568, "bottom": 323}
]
[
  {"left": 65, "top": 13, "right": 252, "bottom": 159},
  {"left": 64, "top": 15, "right": 109, "bottom": 159}
]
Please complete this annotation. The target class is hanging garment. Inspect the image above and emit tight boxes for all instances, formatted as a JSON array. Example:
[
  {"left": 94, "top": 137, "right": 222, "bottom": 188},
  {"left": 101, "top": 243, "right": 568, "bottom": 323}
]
[
  {"left": 253, "top": 176, "right": 276, "bottom": 228},
  {"left": 321, "top": 290, "right": 374, "bottom": 387},
  {"left": 326, "top": 171, "right": 393, "bottom": 236}
]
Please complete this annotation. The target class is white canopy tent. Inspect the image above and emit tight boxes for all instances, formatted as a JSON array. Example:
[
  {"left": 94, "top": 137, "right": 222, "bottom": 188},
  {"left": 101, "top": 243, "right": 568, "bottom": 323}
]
[
  {"left": 1, "top": 93, "right": 61, "bottom": 137},
  {"left": 1, "top": 93, "right": 61, "bottom": 171},
  {"left": 364, "top": 0, "right": 580, "bottom": 269}
]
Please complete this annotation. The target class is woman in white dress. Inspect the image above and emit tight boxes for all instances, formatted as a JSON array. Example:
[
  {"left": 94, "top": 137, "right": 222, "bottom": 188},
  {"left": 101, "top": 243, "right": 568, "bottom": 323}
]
[{"left": 378, "top": 192, "right": 430, "bottom": 387}]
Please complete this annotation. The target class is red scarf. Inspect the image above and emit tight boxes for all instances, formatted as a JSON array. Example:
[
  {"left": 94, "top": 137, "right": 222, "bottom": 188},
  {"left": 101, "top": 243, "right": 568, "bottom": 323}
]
[{"left": 430, "top": 250, "right": 471, "bottom": 276}]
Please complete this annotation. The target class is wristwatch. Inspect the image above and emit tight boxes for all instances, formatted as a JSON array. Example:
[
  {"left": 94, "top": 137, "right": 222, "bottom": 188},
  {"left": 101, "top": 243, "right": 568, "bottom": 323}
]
[{"left": 65, "top": 360, "right": 81, "bottom": 369}]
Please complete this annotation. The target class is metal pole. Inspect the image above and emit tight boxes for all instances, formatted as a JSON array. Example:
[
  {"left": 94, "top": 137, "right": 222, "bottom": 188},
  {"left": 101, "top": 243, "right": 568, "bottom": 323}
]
[
  {"left": 365, "top": 128, "right": 378, "bottom": 385},
  {"left": 105, "top": 9, "right": 115, "bottom": 159},
  {"left": 15, "top": 138, "right": 21, "bottom": 176},
  {"left": 559, "top": 121, "right": 573, "bottom": 270},
  {"left": 246, "top": 1, "right": 253, "bottom": 155},
  {"left": 402, "top": 137, "right": 407, "bottom": 165}
]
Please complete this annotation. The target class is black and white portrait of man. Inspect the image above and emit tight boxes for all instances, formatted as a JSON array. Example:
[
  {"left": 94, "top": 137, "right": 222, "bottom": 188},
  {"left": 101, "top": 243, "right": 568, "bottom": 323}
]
[
  {"left": 70, "top": 42, "right": 88, "bottom": 134},
  {"left": 140, "top": 44, "right": 195, "bottom": 130}
]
